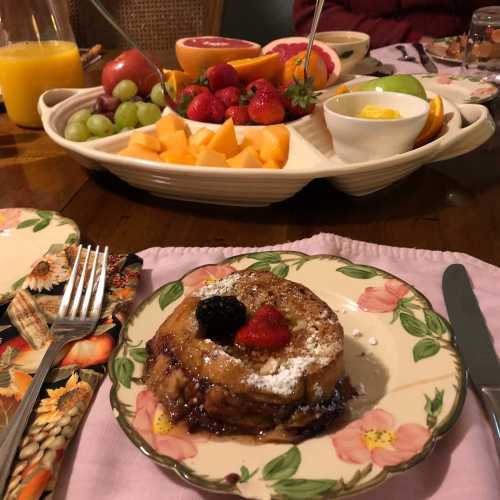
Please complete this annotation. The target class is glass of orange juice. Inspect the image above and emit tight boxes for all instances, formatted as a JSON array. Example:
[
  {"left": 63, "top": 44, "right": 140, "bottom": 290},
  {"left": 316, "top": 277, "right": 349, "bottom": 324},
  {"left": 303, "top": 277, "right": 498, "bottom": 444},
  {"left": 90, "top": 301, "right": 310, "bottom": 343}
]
[{"left": 0, "top": 0, "right": 84, "bottom": 128}]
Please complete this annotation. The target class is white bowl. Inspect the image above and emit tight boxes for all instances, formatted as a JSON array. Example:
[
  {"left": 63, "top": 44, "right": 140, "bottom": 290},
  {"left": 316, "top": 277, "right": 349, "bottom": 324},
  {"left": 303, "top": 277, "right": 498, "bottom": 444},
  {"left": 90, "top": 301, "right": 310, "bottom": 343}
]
[
  {"left": 323, "top": 91, "right": 430, "bottom": 163},
  {"left": 316, "top": 31, "right": 370, "bottom": 74}
]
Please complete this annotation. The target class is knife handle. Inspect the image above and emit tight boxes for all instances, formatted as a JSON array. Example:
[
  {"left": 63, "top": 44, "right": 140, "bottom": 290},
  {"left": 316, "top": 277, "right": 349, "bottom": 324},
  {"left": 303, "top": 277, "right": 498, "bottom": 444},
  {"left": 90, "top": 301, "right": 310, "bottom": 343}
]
[{"left": 480, "top": 385, "right": 500, "bottom": 460}]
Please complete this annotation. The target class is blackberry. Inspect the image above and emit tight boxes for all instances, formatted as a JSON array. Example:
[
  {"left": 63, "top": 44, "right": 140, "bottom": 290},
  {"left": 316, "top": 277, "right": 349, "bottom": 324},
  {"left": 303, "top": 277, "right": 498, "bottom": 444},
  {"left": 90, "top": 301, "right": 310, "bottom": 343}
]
[{"left": 196, "top": 295, "right": 247, "bottom": 344}]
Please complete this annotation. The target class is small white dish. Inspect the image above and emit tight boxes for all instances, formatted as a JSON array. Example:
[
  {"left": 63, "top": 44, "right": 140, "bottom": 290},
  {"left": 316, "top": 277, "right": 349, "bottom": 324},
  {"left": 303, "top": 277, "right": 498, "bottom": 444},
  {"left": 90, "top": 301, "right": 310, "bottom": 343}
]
[
  {"left": 316, "top": 31, "right": 370, "bottom": 74},
  {"left": 323, "top": 91, "right": 429, "bottom": 163}
]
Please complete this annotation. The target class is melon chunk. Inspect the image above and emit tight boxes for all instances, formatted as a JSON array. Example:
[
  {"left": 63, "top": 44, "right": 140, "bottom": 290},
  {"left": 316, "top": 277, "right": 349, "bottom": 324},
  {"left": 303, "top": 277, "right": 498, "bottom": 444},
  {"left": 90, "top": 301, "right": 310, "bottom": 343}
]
[
  {"left": 227, "top": 147, "right": 263, "bottom": 168},
  {"left": 257, "top": 125, "right": 290, "bottom": 165},
  {"left": 128, "top": 132, "right": 162, "bottom": 152},
  {"left": 159, "top": 130, "right": 189, "bottom": 151},
  {"left": 207, "top": 118, "right": 240, "bottom": 157},
  {"left": 262, "top": 159, "right": 282, "bottom": 169},
  {"left": 241, "top": 129, "right": 263, "bottom": 153},
  {"left": 118, "top": 144, "right": 161, "bottom": 162},
  {"left": 189, "top": 127, "right": 216, "bottom": 150},
  {"left": 155, "top": 114, "right": 190, "bottom": 137},
  {"left": 160, "top": 147, "right": 196, "bottom": 165},
  {"left": 196, "top": 147, "right": 228, "bottom": 167}
]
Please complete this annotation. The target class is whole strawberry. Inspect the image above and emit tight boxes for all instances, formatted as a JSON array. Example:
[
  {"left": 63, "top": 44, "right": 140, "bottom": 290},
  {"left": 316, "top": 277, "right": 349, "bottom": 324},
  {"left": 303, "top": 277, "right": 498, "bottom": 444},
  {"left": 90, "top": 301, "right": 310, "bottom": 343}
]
[
  {"left": 280, "top": 78, "right": 318, "bottom": 118},
  {"left": 211, "top": 96, "right": 226, "bottom": 123},
  {"left": 246, "top": 78, "right": 278, "bottom": 98},
  {"left": 248, "top": 93, "right": 285, "bottom": 125},
  {"left": 225, "top": 105, "right": 250, "bottom": 125},
  {"left": 187, "top": 92, "right": 214, "bottom": 122},
  {"left": 206, "top": 63, "right": 239, "bottom": 92},
  {"left": 176, "top": 84, "right": 210, "bottom": 116},
  {"left": 214, "top": 86, "right": 241, "bottom": 108},
  {"left": 235, "top": 305, "right": 290, "bottom": 349}
]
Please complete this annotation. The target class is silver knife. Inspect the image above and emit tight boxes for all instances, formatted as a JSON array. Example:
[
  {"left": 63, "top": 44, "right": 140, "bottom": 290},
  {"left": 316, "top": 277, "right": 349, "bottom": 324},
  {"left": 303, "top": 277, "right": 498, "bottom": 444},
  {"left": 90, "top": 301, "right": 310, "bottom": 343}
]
[
  {"left": 413, "top": 42, "right": 438, "bottom": 73},
  {"left": 442, "top": 264, "right": 500, "bottom": 459}
]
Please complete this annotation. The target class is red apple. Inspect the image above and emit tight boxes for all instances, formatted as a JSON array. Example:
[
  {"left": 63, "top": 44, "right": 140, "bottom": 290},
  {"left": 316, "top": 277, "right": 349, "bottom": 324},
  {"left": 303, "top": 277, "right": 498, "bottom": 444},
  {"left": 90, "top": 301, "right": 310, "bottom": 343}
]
[{"left": 101, "top": 48, "right": 160, "bottom": 96}]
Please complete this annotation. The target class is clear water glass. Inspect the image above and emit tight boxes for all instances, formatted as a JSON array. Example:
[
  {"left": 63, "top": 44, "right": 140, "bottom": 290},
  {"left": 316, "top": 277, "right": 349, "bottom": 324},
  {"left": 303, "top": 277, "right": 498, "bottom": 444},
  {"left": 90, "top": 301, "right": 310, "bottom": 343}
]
[{"left": 462, "top": 6, "right": 500, "bottom": 80}]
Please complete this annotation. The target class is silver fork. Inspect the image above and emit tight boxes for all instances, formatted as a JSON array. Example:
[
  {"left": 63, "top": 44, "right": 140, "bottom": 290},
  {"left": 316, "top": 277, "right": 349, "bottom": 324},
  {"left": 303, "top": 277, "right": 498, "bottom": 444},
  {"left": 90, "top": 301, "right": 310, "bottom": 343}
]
[
  {"left": 396, "top": 44, "right": 417, "bottom": 63},
  {"left": 0, "top": 244, "right": 109, "bottom": 497}
]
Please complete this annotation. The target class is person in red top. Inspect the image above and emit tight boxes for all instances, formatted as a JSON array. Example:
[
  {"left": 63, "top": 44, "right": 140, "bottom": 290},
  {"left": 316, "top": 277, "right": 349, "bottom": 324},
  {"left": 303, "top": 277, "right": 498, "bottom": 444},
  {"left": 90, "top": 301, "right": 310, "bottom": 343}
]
[{"left": 294, "top": 0, "right": 497, "bottom": 49}]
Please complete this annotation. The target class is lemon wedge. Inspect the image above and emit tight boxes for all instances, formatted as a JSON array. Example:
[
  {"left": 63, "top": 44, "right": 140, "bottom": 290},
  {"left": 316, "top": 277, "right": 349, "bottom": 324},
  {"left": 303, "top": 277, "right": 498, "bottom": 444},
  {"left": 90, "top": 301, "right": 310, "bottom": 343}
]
[
  {"left": 152, "top": 405, "right": 173, "bottom": 435},
  {"left": 358, "top": 105, "right": 401, "bottom": 119}
]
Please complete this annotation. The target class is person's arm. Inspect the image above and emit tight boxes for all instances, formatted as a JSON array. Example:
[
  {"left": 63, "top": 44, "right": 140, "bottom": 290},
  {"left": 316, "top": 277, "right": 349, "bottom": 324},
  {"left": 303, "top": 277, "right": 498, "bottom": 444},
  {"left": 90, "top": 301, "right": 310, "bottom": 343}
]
[{"left": 293, "top": 0, "right": 423, "bottom": 49}]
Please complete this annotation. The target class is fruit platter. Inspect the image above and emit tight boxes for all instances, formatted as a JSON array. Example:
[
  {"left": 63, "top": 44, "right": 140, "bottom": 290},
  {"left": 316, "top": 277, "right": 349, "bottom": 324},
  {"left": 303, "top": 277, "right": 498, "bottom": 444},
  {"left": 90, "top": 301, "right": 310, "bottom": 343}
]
[{"left": 39, "top": 35, "right": 495, "bottom": 206}]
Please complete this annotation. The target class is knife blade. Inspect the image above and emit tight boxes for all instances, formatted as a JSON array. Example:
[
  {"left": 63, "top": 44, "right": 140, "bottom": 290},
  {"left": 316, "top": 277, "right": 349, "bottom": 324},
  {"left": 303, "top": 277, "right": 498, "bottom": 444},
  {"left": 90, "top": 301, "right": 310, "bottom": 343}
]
[
  {"left": 413, "top": 42, "right": 438, "bottom": 73},
  {"left": 443, "top": 264, "right": 500, "bottom": 458}
]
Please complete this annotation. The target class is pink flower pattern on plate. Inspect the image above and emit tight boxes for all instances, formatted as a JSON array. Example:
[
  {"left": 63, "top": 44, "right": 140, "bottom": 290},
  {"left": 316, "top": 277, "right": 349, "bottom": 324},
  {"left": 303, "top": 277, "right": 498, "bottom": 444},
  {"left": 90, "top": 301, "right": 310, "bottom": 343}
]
[
  {"left": 357, "top": 279, "right": 410, "bottom": 313},
  {"left": 471, "top": 86, "right": 496, "bottom": 97},
  {"left": 331, "top": 409, "right": 431, "bottom": 467},
  {"left": 435, "top": 74, "right": 452, "bottom": 84},
  {"left": 182, "top": 264, "right": 237, "bottom": 294},
  {"left": 133, "top": 389, "right": 204, "bottom": 461},
  {"left": 0, "top": 208, "right": 22, "bottom": 231}
]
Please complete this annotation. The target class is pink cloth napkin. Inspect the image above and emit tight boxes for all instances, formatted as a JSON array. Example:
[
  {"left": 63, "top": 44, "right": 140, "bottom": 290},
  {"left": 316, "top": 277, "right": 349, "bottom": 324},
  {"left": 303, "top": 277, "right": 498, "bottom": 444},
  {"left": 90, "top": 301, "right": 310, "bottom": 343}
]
[
  {"left": 55, "top": 233, "right": 500, "bottom": 500},
  {"left": 371, "top": 43, "right": 462, "bottom": 75}
]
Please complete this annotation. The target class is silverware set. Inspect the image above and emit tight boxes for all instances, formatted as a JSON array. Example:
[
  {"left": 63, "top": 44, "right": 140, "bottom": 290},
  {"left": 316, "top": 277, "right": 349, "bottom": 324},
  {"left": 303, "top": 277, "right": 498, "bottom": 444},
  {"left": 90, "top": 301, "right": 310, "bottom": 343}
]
[
  {"left": 395, "top": 43, "right": 438, "bottom": 73},
  {"left": 0, "top": 245, "right": 108, "bottom": 497}
]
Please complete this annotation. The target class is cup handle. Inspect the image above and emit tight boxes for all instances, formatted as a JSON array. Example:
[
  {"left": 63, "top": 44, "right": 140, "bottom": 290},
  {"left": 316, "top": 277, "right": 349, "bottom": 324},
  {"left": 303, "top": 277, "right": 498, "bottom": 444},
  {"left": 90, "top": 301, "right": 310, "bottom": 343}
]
[
  {"left": 429, "top": 103, "right": 495, "bottom": 163},
  {"left": 38, "top": 86, "right": 100, "bottom": 121}
]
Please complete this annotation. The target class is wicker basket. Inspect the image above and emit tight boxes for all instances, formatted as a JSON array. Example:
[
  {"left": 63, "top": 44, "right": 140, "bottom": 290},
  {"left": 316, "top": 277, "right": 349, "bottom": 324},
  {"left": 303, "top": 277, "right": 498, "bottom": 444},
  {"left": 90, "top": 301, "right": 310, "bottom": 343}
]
[{"left": 68, "top": 0, "right": 223, "bottom": 49}]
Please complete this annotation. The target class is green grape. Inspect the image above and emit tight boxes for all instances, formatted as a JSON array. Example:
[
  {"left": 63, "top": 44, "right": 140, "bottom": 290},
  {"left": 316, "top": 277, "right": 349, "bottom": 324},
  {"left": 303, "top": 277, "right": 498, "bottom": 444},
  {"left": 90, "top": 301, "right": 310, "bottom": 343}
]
[
  {"left": 120, "top": 127, "right": 134, "bottom": 133},
  {"left": 86, "top": 114, "right": 114, "bottom": 137},
  {"left": 114, "top": 101, "right": 138, "bottom": 129},
  {"left": 68, "top": 108, "right": 91, "bottom": 125},
  {"left": 137, "top": 102, "right": 161, "bottom": 126},
  {"left": 150, "top": 83, "right": 166, "bottom": 107},
  {"left": 112, "top": 79, "right": 138, "bottom": 101},
  {"left": 64, "top": 121, "right": 90, "bottom": 142}
]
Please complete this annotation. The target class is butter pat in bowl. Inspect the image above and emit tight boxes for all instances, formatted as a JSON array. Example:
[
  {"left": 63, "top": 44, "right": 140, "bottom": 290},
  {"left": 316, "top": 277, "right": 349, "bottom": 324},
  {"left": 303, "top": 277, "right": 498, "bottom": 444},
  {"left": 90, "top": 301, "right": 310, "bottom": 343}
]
[{"left": 323, "top": 91, "right": 429, "bottom": 163}]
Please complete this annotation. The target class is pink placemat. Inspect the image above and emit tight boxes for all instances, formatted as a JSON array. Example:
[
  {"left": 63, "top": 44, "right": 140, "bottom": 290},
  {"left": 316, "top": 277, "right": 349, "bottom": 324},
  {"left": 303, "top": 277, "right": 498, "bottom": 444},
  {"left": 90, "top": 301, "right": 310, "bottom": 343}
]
[
  {"left": 371, "top": 43, "right": 461, "bottom": 75},
  {"left": 55, "top": 233, "right": 500, "bottom": 500}
]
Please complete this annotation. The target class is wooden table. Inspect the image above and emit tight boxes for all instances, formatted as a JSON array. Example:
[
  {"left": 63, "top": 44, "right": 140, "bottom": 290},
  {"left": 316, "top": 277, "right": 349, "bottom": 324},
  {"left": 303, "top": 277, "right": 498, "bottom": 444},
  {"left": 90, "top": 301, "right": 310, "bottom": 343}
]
[{"left": 1, "top": 52, "right": 500, "bottom": 266}]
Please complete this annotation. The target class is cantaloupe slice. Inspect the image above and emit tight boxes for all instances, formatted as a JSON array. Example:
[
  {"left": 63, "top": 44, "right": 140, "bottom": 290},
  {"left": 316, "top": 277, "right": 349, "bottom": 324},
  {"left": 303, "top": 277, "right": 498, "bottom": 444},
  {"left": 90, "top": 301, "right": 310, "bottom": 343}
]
[
  {"left": 155, "top": 114, "right": 191, "bottom": 137},
  {"left": 196, "top": 147, "right": 228, "bottom": 167},
  {"left": 241, "top": 128, "right": 263, "bottom": 153},
  {"left": 118, "top": 144, "right": 161, "bottom": 162},
  {"left": 160, "top": 147, "right": 196, "bottom": 165},
  {"left": 207, "top": 118, "right": 240, "bottom": 157},
  {"left": 128, "top": 132, "right": 162, "bottom": 152},
  {"left": 159, "top": 130, "right": 189, "bottom": 151},
  {"left": 189, "top": 127, "right": 216, "bottom": 150},
  {"left": 258, "top": 125, "right": 290, "bottom": 165},
  {"left": 227, "top": 147, "right": 263, "bottom": 168},
  {"left": 262, "top": 159, "right": 282, "bottom": 169}
]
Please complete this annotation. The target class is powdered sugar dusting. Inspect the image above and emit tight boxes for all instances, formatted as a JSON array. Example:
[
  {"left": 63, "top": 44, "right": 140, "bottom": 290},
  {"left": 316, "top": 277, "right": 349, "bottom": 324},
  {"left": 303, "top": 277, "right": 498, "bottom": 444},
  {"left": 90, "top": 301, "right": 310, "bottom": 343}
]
[
  {"left": 247, "top": 356, "right": 315, "bottom": 395},
  {"left": 195, "top": 273, "right": 240, "bottom": 299}
]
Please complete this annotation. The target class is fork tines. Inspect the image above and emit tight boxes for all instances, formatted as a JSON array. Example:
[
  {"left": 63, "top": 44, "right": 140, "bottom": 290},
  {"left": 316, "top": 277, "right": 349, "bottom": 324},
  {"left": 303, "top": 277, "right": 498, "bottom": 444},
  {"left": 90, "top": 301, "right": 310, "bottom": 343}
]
[{"left": 58, "top": 244, "right": 109, "bottom": 320}]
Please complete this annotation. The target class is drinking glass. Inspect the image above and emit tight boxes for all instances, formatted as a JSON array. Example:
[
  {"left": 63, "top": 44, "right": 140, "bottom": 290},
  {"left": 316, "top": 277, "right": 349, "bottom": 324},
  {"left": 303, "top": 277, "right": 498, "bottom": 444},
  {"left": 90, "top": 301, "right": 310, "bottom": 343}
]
[
  {"left": 0, "top": 0, "right": 84, "bottom": 128},
  {"left": 462, "top": 6, "right": 500, "bottom": 80}
]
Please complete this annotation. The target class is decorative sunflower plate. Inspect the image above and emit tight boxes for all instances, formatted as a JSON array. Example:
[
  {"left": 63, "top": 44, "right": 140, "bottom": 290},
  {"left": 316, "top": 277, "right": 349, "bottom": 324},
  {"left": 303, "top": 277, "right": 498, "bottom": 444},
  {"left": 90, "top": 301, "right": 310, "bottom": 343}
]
[
  {"left": 109, "top": 251, "right": 465, "bottom": 499},
  {"left": 0, "top": 208, "right": 79, "bottom": 305}
]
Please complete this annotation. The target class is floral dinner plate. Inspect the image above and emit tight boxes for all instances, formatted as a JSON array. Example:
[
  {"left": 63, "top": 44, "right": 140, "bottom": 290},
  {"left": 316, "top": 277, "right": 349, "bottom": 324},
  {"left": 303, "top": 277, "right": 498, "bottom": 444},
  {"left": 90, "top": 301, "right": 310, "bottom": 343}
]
[
  {"left": 415, "top": 73, "right": 498, "bottom": 104},
  {"left": 109, "top": 252, "right": 465, "bottom": 499},
  {"left": 0, "top": 208, "right": 79, "bottom": 305}
]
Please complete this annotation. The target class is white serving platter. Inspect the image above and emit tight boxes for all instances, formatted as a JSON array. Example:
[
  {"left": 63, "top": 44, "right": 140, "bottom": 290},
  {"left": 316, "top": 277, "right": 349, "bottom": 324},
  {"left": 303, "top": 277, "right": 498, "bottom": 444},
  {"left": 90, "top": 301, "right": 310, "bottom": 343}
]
[{"left": 39, "top": 78, "right": 495, "bottom": 206}]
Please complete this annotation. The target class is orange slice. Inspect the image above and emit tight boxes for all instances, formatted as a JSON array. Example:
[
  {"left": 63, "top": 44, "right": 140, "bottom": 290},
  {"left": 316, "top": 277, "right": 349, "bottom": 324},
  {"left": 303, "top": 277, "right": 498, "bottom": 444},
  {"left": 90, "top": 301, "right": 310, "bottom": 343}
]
[
  {"left": 334, "top": 84, "right": 351, "bottom": 96},
  {"left": 415, "top": 95, "right": 444, "bottom": 148},
  {"left": 162, "top": 69, "right": 193, "bottom": 100},
  {"left": 228, "top": 52, "right": 282, "bottom": 83}
]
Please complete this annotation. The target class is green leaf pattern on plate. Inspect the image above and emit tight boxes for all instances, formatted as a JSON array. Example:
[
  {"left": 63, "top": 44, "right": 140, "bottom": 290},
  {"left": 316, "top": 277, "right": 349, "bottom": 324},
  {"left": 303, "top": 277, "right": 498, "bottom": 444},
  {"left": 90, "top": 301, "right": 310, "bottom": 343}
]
[
  {"left": 424, "top": 388, "right": 445, "bottom": 429},
  {"left": 114, "top": 357, "right": 135, "bottom": 388},
  {"left": 159, "top": 281, "right": 183, "bottom": 310},
  {"left": 262, "top": 446, "right": 300, "bottom": 481},
  {"left": 16, "top": 210, "right": 54, "bottom": 233}
]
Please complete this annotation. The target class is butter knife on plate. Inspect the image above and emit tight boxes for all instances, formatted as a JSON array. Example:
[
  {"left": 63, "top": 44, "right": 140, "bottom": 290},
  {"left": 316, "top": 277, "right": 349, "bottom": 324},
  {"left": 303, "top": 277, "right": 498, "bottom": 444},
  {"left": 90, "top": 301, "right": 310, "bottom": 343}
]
[
  {"left": 413, "top": 42, "right": 438, "bottom": 73},
  {"left": 442, "top": 264, "right": 500, "bottom": 459}
]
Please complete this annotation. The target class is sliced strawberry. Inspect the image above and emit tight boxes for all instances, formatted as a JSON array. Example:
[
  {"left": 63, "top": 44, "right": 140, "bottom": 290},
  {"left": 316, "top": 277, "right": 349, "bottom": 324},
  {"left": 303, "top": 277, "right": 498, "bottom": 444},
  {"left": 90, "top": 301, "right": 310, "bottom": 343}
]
[{"left": 235, "top": 305, "right": 290, "bottom": 349}]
